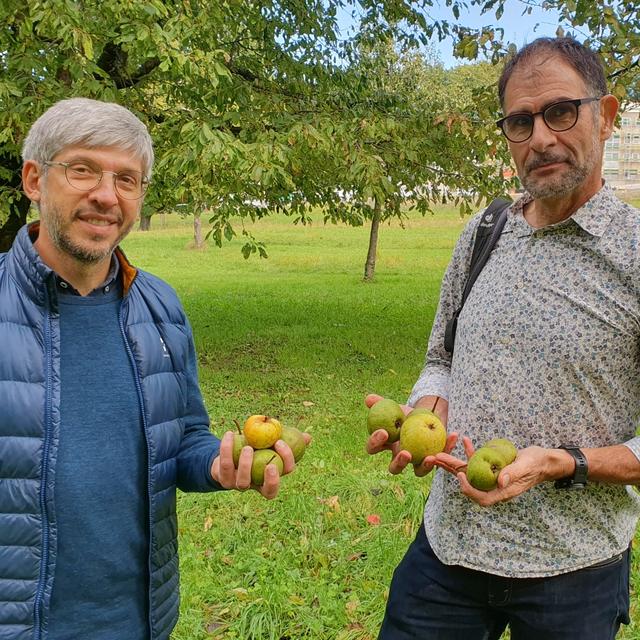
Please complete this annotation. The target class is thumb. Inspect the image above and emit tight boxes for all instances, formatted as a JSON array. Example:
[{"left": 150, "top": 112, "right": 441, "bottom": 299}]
[{"left": 365, "top": 393, "right": 384, "bottom": 408}]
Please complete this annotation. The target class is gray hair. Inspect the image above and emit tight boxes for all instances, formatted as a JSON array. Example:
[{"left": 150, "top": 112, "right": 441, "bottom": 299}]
[
  {"left": 498, "top": 37, "right": 608, "bottom": 110},
  {"left": 21, "top": 97, "right": 154, "bottom": 179}
]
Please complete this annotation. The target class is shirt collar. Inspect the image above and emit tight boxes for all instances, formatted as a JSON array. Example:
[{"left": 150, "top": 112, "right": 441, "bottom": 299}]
[
  {"left": 56, "top": 254, "right": 121, "bottom": 297},
  {"left": 507, "top": 182, "right": 616, "bottom": 238}
]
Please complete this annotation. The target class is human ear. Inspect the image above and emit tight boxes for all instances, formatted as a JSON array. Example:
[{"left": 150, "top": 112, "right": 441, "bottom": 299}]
[
  {"left": 22, "top": 161, "right": 44, "bottom": 204},
  {"left": 599, "top": 94, "right": 619, "bottom": 141}
]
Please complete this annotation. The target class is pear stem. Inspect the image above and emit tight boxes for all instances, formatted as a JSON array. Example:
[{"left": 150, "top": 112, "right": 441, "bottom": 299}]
[
  {"left": 233, "top": 418, "right": 242, "bottom": 434},
  {"left": 431, "top": 397, "right": 439, "bottom": 413}
]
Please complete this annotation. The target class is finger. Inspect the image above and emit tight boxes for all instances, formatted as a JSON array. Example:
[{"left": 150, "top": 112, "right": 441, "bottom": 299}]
[
  {"left": 217, "top": 432, "right": 237, "bottom": 485},
  {"left": 366, "top": 429, "right": 391, "bottom": 454},
  {"left": 457, "top": 472, "right": 506, "bottom": 507},
  {"left": 413, "top": 458, "right": 436, "bottom": 477},
  {"left": 432, "top": 452, "right": 468, "bottom": 475},
  {"left": 259, "top": 463, "right": 280, "bottom": 499},
  {"left": 388, "top": 449, "right": 413, "bottom": 475},
  {"left": 365, "top": 393, "right": 384, "bottom": 408},
  {"left": 443, "top": 432, "right": 459, "bottom": 454},
  {"left": 301, "top": 432, "right": 312, "bottom": 446},
  {"left": 273, "top": 440, "right": 296, "bottom": 474},
  {"left": 235, "top": 446, "right": 253, "bottom": 491},
  {"left": 461, "top": 436, "right": 475, "bottom": 459}
]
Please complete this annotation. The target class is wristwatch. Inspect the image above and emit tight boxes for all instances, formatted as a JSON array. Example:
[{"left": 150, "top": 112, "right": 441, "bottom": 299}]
[{"left": 554, "top": 445, "right": 588, "bottom": 489}]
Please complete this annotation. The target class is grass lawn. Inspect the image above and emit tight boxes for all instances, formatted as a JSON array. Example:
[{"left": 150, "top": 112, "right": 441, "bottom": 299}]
[{"left": 121, "top": 202, "right": 640, "bottom": 639}]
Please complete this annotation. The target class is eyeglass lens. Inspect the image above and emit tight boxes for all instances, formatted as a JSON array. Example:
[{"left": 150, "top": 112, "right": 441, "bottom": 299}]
[
  {"left": 65, "top": 162, "right": 146, "bottom": 199},
  {"left": 502, "top": 101, "right": 579, "bottom": 142}
]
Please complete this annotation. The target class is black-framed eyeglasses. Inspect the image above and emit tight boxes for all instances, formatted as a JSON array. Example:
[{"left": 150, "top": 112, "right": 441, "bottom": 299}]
[
  {"left": 496, "top": 97, "right": 601, "bottom": 143},
  {"left": 43, "top": 160, "right": 150, "bottom": 200}
]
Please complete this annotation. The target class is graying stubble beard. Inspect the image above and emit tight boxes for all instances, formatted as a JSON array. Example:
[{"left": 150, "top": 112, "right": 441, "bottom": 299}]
[
  {"left": 522, "top": 122, "right": 601, "bottom": 200},
  {"left": 43, "top": 203, "right": 127, "bottom": 265}
]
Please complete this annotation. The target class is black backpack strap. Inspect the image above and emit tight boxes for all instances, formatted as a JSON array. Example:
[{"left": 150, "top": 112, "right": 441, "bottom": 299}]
[{"left": 444, "top": 198, "right": 511, "bottom": 354}]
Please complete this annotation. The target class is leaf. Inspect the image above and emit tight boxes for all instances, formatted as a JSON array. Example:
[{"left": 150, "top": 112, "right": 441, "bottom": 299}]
[
  {"left": 366, "top": 514, "right": 381, "bottom": 525},
  {"left": 302, "top": 400, "right": 314, "bottom": 407},
  {"left": 203, "top": 516, "right": 213, "bottom": 531}
]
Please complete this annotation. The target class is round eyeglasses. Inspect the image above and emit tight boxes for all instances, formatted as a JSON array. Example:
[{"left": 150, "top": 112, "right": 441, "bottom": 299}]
[
  {"left": 496, "top": 97, "right": 601, "bottom": 143},
  {"left": 43, "top": 160, "right": 150, "bottom": 200}
]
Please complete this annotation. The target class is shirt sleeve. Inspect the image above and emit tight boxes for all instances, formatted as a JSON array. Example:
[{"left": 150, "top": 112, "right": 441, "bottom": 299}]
[
  {"left": 407, "top": 211, "right": 485, "bottom": 407},
  {"left": 622, "top": 436, "right": 640, "bottom": 463}
]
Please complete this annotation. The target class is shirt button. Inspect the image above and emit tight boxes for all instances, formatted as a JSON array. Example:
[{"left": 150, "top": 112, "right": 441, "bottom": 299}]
[
  {"left": 60, "top": 281, "right": 68, "bottom": 288},
  {"left": 105, "top": 285, "right": 110, "bottom": 293}
]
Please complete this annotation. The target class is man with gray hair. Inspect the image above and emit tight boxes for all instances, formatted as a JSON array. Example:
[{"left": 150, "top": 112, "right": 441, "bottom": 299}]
[
  {"left": 0, "top": 98, "right": 307, "bottom": 640},
  {"left": 367, "top": 37, "right": 639, "bottom": 638}
]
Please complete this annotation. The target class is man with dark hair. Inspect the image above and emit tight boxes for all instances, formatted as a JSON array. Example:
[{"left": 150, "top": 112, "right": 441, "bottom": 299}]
[
  {"left": 367, "top": 37, "right": 639, "bottom": 639},
  {"left": 0, "top": 97, "right": 308, "bottom": 640}
]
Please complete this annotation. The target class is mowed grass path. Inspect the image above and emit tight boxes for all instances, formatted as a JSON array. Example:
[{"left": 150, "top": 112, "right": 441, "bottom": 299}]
[{"left": 121, "top": 205, "right": 640, "bottom": 640}]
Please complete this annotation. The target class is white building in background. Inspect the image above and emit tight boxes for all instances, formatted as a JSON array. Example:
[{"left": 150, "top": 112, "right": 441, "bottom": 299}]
[{"left": 603, "top": 104, "right": 640, "bottom": 192}]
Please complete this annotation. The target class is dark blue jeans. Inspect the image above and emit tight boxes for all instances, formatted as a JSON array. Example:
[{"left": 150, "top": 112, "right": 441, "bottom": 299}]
[{"left": 379, "top": 524, "right": 631, "bottom": 640}]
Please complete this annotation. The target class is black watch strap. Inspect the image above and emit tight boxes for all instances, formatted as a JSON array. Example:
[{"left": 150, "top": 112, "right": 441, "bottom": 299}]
[{"left": 554, "top": 445, "right": 588, "bottom": 489}]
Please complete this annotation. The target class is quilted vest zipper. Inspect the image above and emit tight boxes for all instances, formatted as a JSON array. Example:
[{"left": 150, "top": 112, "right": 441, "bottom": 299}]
[
  {"left": 34, "top": 278, "right": 57, "bottom": 639},
  {"left": 118, "top": 300, "right": 154, "bottom": 639}
]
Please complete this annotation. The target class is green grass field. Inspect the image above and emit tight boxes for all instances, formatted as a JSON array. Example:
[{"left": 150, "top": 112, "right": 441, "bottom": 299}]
[{"left": 121, "top": 204, "right": 640, "bottom": 640}]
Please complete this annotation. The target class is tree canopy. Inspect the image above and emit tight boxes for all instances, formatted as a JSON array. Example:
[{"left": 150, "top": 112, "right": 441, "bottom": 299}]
[{"left": 2, "top": 0, "right": 639, "bottom": 267}]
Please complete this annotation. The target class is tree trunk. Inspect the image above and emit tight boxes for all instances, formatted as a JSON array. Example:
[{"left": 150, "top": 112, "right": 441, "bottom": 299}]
[
  {"left": 363, "top": 200, "right": 382, "bottom": 281},
  {"left": 194, "top": 211, "right": 203, "bottom": 248},
  {"left": 139, "top": 215, "right": 152, "bottom": 231},
  {"left": 0, "top": 192, "right": 31, "bottom": 252}
]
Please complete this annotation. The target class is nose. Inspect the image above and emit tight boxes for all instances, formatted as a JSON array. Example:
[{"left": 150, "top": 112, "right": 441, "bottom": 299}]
[
  {"left": 87, "top": 172, "right": 120, "bottom": 208},
  {"left": 527, "top": 113, "right": 557, "bottom": 152}
]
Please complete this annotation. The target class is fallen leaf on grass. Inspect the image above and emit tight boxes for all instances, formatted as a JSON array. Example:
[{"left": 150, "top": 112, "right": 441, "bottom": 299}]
[
  {"left": 317, "top": 495, "right": 340, "bottom": 511},
  {"left": 366, "top": 514, "right": 381, "bottom": 526},
  {"left": 204, "top": 516, "right": 213, "bottom": 531},
  {"left": 347, "top": 551, "right": 367, "bottom": 561},
  {"left": 302, "top": 400, "right": 314, "bottom": 407}
]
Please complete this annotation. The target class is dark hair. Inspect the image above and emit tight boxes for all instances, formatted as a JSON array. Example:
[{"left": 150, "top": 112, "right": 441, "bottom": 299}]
[{"left": 498, "top": 37, "right": 607, "bottom": 108}]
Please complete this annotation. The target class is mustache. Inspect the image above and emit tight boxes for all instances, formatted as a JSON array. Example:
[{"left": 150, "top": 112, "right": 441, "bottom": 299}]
[{"left": 525, "top": 153, "right": 571, "bottom": 172}]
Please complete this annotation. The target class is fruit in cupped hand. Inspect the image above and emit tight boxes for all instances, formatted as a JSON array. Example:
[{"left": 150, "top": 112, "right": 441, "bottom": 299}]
[
  {"left": 251, "top": 450, "right": 284, "bottom": 485},
  {"left": 232, "top": 433, "right": 247, "bottom": 466},
  {"left": 484, "top": 438, "right": 518, "bottom": 465},
  {"left": 243, "top": 415, "right": 283, "bottom": 449},
  {"left": 399, "top": 410, "right": 447, "bottom": 465},
  {"left": 466, "top": 446, "right": 509, "bottom": 491},
  {"left": 280, "top": 425, "right": 306, "bottom": 462},
  {"left": 367, "top": 398, "right": 405, "bottom": 443}
]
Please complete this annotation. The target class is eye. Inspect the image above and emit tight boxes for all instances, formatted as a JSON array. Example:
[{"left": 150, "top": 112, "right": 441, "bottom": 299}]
[
  {"left": 116, "top": 173, "right": 140, "bottom": 188},
  {"left": 506, "top": 114, "right": 531, "bottom": 131},
  {"left": 545, "top": 101, "right": 576, "bottom": 124},
  {"left": 68, "top": 162, "right": 96, "bottom": 177}
]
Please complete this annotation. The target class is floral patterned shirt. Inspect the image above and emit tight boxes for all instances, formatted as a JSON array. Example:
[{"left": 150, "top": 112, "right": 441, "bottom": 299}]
[{"left": 409, "top": 184, "right": 640, "bottom": 577}]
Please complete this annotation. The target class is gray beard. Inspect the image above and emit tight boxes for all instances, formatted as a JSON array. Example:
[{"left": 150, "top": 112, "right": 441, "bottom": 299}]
[
  {"left": 521, "top": 135, "right": 600, "bottom": 200},
  {"left": 42, "top": 204, "right": 125, "bottom": 264}
]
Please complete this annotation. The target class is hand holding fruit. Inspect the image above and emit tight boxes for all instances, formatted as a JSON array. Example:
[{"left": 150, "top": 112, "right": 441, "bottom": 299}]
[
  {"left": 365, "top": 394, "right": 457, "bottom": 477},
  {"left": 433, "top": 437, "right": 555, "bottom": 506},
  {"left": 211, "top": 415, "right": 311, "bottom": 500}
]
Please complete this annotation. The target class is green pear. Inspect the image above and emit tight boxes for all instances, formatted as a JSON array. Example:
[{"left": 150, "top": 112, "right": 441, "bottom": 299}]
[
  {"left": 367, "top": 398, "right": 405, "bottom": 443},
  {"left": 232, "top": 433, "right": 248, "bottom": 467},
  {"left": 466, "top": 446, "right": 508, "bottom": 491},
  {"left": 399, "top": 411, "right": 447, "bottom": 465},
  {"left": 484, "top": 438, "right": 518, "bottom": 465},
  {"left": 251, "top": 449, "right": 284, "bottom": 486},
  {"left": 280, "top": 425, "right": 306, "bottom": 462}
]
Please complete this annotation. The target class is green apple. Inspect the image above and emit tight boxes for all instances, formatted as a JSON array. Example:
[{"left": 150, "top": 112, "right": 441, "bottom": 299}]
[
  {"left": 399, "top": 411, "right": 447, "bottom": 465},
  {"left": 484, "top": 438, "right": 518, "bottom": 465},
  {"left": 280, "top": 425, "right": 306, "bottom": 462},
  {"left": 466, "top": 446, "right": 508, "bottom": 491},
  {"left": 250, "top": 450, "right": 284, "bottom": 486},
  {"left": 232, "top": 433, "right": 248, "bottom": 467},
  {"left": 367, "top": 398, "right": 405, "bottom": 443}
]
